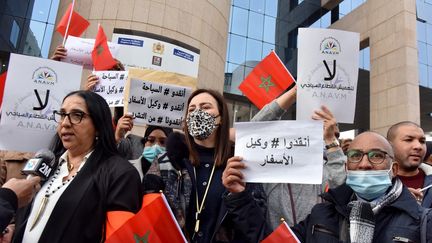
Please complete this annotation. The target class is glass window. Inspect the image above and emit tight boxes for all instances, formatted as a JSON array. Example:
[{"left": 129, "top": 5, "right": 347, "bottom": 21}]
[
  {"left": 262, "top": 42, "right": 275, "bottom": 58},
  {"left": 233, "top": 0, "right": 249, "bottom": 9},
  {"left": 263, "top": 16, "right": 276, "bottom": 44},
  {"left": 231, "top": 6, "right": 249, "bottom": 36},
  {"left": 246, "top": 38, "right": 262, "bottom": 62},
  {"left": 22, "top": 20, "right": 47, "bottom": 57},
  {"left": 10, "top": 20, "right": 20, "bottom": 48},
  {"left": 228, "top": 34, "right": 247, "bottom": 64},
  {"left": 419, "top": 63, "right": 428, "bottom": 86},
  {"left": 250, "top": 0, "right": 265, "bottom": 13},
  {"left": 248, "top": 11, "right": 264, "bottom": 40},
  {"left": 426, "top": 24, "right": 432, "bottom": 44},
  {"left": 363, "top": 47, "right": 370, "bottom": 70},
  {"left": 426, "top": 0, "right": 432, "bottom": 4},
  {"left": 265, "top": 0, "right": 278, "bottom": 17},
  {"left": 48, "top": 0, "right": 60, "bottom": 24},
  {"left": 339, "top": 0, "right": 351, "bottom": 16},
  {"left": 41, "top": 24, "right": 54, "bottom": 58},
  {"left": 321, "top": 11, "right": 331, "bottom": 28},
  {"left": 429, "top": 66, "right": 432, "bottom": 87},
  {"left": 428, "top": 44, "right": 432, "bottom": 65},
  {"left": 352, "top": 0, "right": 365, "bottom": 9},
  {"left": 31, "top": 1, "right": 51, "bottom": 22},
  {"left": 417, "top": 21, "right": 427, "bottom": 42},
  {"left": 226, "top": 62, "right": 240, "bottom": 73},
  {"left": 419, "top": 41, "right": 428, "bottom": 64}
]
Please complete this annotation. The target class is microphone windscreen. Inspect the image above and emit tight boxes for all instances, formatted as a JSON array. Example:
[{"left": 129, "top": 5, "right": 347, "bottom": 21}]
[{"left": 142, "top": 174, "right": 165, "bottom": 194}]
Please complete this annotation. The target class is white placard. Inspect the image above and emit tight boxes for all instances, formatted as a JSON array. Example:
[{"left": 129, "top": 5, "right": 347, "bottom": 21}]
[
  {"left": 235, "top": 120, "right": 323, "bottom": 184},
  {"left": 127, "top": 78, "right": 192, "bottom": 128},
  {"left": 112, "top": 33, "right": 200, "bottom": 78},
  {"left": 92, "top": 71, "right": 128, "bottom": 107},
  {"left": 0, "top": 54, "right": 82, "bottom": 152},
  {"left": 63, "top": 36, "right": 120, "bottom": 69},
  {"left": 296, "top": 28, "right": 360, "bottom": 123}
]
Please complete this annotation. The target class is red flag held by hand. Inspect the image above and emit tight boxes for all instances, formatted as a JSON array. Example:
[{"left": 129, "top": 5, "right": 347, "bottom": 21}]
[
  {"left": 92, "top": 25, "right": 117, "bottom": 71},
  {"left": 56, "top": 3, "right": 90, "bottom": 37},
  {"left": 261, "top": 221, "right": 301, "bottom": 243},
  {"left": 0, "top": 71, "right": 7, "bottom": 109},
  {"left": 239, "top": 51, "right": 295, "bottom": 109},
  {"left": 105, "top": 193, "right": 186, "bottom": 243}
]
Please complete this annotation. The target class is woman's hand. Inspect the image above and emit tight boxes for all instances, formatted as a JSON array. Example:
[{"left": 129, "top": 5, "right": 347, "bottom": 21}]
[
  {"left": 50, "top": 45, "right": 67, "bottom": 61},
  {"left": 86, "top": 74, "right": 100, "bottom": 91},
  {"left": 222, "top": 156, "right": 246, "bottom": 194},
  {"left": 115, "top": 114, "right": 134, "bottom": 143}
]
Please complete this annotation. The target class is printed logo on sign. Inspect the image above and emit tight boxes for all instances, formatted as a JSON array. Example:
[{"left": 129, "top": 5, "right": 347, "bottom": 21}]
[
  {"left": 32, "top": 67, "right": 57, "bottom": 85},
  {"left": 118, "top": 37, "right": 144, "bottom": 47},
  {"left": 320, "top": 37, "right": 341, "bottom": 55},
  {"left": 24, "top": 158, "right": 39, "bottom": 170},
  {"left": 173, "top": 48, "right": 194, "bottom": 62},
  {"left": 152, "top": 42, "right": 164, "bottom": 55},
  {"left": 152, "top": 56, "right": 162, "bottom": 66}
]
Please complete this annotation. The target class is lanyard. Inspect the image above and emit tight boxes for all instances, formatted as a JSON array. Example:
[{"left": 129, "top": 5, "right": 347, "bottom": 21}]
[{"left": 193, "top": 162, "right": 217, "bottom": 234}]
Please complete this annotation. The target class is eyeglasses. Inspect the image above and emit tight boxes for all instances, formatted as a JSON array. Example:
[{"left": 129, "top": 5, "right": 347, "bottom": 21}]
[
  {"left": 53, "top": 110, "right": 89, "bottom": 125},
  {"left": 346, "top": 149, "right": 393, "bottom": 165},
  {"left": 144, "top": 136, "right": 166, "bottom": 146}
]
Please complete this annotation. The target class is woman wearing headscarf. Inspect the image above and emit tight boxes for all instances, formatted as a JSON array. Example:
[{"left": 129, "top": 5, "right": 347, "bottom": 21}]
[
  {"left": 13, "top": 90, "right": 142, "bottom": 243},
  {"left": 147, "top": 89, "right": 267, "bottom": 242}
]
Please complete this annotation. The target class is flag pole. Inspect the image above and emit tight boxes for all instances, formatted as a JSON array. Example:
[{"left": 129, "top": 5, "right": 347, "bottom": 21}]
[{"left": 62, "top": 0, "right": 76, "bottom": 46}]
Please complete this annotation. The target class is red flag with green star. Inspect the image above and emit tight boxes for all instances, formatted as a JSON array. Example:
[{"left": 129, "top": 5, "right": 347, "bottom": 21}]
[
  {"left": 238, "top": 50, "right": 295, "bottom": 109},
  {"left": 91, "top": 25, "right": 117, "bottom": 71},
  {"left": 105, "top": 193, "right": 186, "bottom": 243}
]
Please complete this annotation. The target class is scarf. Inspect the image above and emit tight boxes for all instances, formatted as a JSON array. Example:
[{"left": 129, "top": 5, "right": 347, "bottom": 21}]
[{"left": 348, "top": 178, "right": 403, "bottom": 243}]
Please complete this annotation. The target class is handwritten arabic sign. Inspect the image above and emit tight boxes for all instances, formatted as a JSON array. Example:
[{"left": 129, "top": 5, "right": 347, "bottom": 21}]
[
  {"left": 235, "top": 120, "right": 323, "bottom": 184},
  {"left": 296, "top": 28, "right": 360, "bottom": 123},
  {"left": 0, "top": 54, "right": 82, "bottom": 152},
  {"left": 126, "top": 78, "right": 192, "bottom": 128},
  {"left": 63, "top": 36, "right": 120, "bottom": 69},
  {"left": 92, "top": 71, "right": 128, "bottom": 107}
]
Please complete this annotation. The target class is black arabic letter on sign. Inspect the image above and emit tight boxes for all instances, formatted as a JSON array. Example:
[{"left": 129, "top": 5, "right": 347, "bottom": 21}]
[{"left": 33, "top": 89, "right": 50, "bottom": 111}]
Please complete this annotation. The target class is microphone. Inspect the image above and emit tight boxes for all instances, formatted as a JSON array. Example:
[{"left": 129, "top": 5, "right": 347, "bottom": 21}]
[
  {"left": 142, "top": 174, "right": 165, "bottom": 194},
  {"left": 22, "top": 149, "right": 56, "bottom": 181}
]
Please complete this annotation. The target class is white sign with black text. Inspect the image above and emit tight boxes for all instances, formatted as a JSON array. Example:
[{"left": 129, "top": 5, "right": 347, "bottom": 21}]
[
  {"left": 92, "top": 71, "right": 128, "bottom": 107},
  {"left": 235, "top": 120, "right": 323, "bottom": 184},
  {"left": 0, "top": 54, "right": 82, "bottom": 152}
]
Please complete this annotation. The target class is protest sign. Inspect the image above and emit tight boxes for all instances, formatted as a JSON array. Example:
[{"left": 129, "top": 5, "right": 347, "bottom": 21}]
[
  {"left": 0, "top": 54, "right": 82, "bottom": 152},
  {"left": 235, "top": 120, "right": 323, "bottom": 184},
  {"left": 63, "top": 36, "right": 119, "bottom": 69},
  {"left": 296, "top": 28, "right": 359, "bottom": 123},
  {"left": 112, "top": 32, "right": 200, "bottom": 78},
  {"left": 92, "top": 71, "right": 128, "bottom": 107},
  {"left": 127, "top": 79, "right": 191, "bottom": 128}
]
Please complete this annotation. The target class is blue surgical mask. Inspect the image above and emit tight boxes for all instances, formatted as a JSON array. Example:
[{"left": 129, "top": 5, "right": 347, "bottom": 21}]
[
  {"left": 142, "top": 144, "right": 166, "bottom": 163},
  {"left": 346, "top": 169, "right": 392, "bottom": 201}
]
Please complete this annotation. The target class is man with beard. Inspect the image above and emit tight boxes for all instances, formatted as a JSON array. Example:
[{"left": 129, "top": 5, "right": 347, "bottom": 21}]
[{"left": 387, "top": 121, "right": 432, "bottom": 207}]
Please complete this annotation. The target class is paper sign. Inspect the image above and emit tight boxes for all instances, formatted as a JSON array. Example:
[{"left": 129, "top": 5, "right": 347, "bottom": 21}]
[
  {"left": 92, "top": 71, "right": 128, "bottom": 107},
  {"left": 296, "top": 28, "right": 360, "bottom": 123},
  {"left": 0, "top": 54, "right": 82, "bottom": 152},
  {"left": 112, "top": 33, "right": 200, "bottom": 78},
  {"left": 127, "top": 78, "right": 192, "bottom": 128},
  {"left": 235, "top": 120, "right": 323, "bottom": 184},
  {"left": 63, "top": 36, "right": 120, "bottom": 69}
]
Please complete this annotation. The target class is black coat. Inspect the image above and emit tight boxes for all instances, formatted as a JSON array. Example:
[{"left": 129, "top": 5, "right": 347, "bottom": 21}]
[
  {"left": 13, "top": 150, "right": 142, "bottom": 243},
  {"left": 0, "top": 188, "right": 17, "bottom": 232},
  {"left": 292, "top": 183, "right": 428, "bottom": 243}
]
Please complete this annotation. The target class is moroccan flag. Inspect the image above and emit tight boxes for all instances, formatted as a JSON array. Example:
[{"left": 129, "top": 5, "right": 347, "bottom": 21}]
[
  {"left": 56, "top": 2, "right": 90, "bottom": 37},
  {"left": 105, "top": 193, "right": 187, "bottom": 243},
  {"left": 0, "top": 71, "right": 7, "bottom": 109},
  {"left": 92, "top": 25, "right": 117, "bottom": 71},
  {"left": 261, "top": 221, "right": 301, "bottom": 243},
  {"left": 239, "top": 50, "right": 295, "bottom": 109}
]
